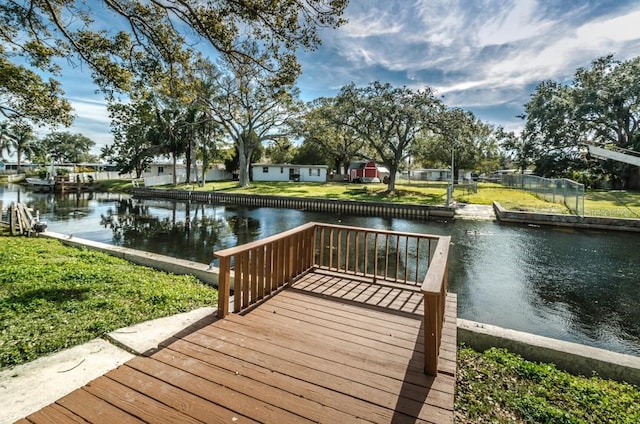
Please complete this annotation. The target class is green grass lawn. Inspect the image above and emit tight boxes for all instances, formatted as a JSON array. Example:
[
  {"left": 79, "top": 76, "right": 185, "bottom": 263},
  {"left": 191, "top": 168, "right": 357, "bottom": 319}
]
[
  {"left": 147, "top": 179, "right": 640, "bottom": 217},
  {"left": 454, "top": 183, "right": 570, "bottom": 214},
  {"left": 172, "top": 180, "right": 449, "bottom": 205},
  {"left": 457, "top": 347, "right": 640, "bottom": 423},
  {"left": 584, "top": 190, "right": 640, "bottom": 218},
  {"left": 0, "top": 235, "right": 217, "bottom": 369}
]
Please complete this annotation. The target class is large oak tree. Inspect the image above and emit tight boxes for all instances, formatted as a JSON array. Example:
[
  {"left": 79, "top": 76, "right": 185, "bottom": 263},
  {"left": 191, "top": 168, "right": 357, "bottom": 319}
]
[
  {"left": 333, "top": 82, "right": 445, "bottom": 192},
  {"left": 198, "top": 44, "right": 303, "bottom": 187}
]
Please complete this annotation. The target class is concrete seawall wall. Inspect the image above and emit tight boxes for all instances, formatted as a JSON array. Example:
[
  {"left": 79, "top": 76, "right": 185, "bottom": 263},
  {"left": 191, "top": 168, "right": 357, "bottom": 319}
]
[
  {"left": 458, "top": 319, "right": 640, "bottom": 386},
  {"left": 132, "top": 187, "right": 455, "bottom": 220},
  {"left": 493, "top": 201, "right": 640, "bottom": 232}
]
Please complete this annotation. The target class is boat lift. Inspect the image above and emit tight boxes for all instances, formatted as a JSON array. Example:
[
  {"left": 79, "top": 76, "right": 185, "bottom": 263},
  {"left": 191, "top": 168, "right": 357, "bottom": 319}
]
[{"left": 586, "top": 143, "right": 640, "bottom": 167}]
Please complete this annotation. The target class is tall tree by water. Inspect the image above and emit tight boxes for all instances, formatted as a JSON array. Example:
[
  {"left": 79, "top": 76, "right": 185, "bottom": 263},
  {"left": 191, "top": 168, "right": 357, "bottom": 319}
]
[
  {"left": 7, "top": 121, "right": 36, "bottom": 172},
  {"left": 105, "top": 101, "right": 158, "bottom": 178},
  {"left": 0, "top": 121, "right": 16, "bottom": 161},
  {"left": 39, "top": 131, "right": 95, "bottom": 163},
  {"left": 297, "top": 97, "right": 367, "bottom": 174},
  {"left": 198, "top": 44, "right": 303, "bottom": 187},
  {"left": 333, "top": 82, "right": 445, "bottom": 192},
  {"left": 415, "top": 109, "right": 500, "bottom": 180}
]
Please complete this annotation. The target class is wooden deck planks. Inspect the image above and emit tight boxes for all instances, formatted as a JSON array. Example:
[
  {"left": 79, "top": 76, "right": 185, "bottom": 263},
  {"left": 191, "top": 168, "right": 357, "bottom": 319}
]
[{"left": 20, "top": 272, "right": 456, "bottom": 424}]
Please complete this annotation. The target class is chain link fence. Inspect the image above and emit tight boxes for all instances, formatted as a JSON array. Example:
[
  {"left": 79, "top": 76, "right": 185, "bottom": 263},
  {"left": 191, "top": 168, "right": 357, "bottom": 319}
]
[{"left": 501, "top": 174, "right": 585, "bottom": 215}]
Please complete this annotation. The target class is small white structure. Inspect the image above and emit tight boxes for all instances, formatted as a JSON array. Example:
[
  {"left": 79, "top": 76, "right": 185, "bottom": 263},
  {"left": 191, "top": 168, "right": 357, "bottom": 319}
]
[
  {"left": 142, "top": 162, "right": 231, "bottom": 187},
  {"left": 251, "top": 164, "right": 328, "bottom": 182},
  {"left": 405, "top": 168, "right": 452, "bottom": 182}
]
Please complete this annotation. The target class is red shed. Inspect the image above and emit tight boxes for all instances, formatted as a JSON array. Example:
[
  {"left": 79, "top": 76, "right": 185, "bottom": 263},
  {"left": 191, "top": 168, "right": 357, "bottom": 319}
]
[{"left": 349, "top": 161, "right": 379, "bottom": 182}]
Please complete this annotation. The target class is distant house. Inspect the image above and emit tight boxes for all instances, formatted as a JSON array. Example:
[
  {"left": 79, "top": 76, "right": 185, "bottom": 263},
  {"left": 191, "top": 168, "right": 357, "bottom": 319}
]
[
  {"left": 141, "top": 162, "right": 231, "bottom": 186},
  {"left": 405, "top": 168, "right": 452, "bottom": 182},
  {"left": 251, "top": 164, "right": 328, "bottom": 182},
  {"left": 348, "top": 161, "right": 390, "bottom": 183}
]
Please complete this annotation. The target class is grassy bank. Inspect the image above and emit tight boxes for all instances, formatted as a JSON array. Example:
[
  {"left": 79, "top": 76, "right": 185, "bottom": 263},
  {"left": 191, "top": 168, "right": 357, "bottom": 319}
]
[
  {"left": 456, "top": 347, "right": 640, "bottom": 423},
  {"left": 585, "top": 190, "right": 640, "bottom": 218},
  {"left": 0, "top": 235, "right": 217, "bottom": 369},
  {"left": 172, "top": 180, "right": 449, "bottom": 205},
  {"left": 453, "top": 184, "right": 569, "bottom": 214},
  {"left": 144, "top": 179, "right": 640, "bottom": 217}
]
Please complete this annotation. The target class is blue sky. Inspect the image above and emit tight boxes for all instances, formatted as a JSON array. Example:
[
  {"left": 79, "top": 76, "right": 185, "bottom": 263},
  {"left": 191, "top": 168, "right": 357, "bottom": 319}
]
[{"left": 57, "top": 0, "right": 640, "bottom": 155}]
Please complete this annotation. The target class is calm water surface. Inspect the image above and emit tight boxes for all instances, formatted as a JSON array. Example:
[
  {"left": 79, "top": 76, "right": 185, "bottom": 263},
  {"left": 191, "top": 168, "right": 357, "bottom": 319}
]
[{"left": 2, "top": 183, "right": 639, "bottom": 355}]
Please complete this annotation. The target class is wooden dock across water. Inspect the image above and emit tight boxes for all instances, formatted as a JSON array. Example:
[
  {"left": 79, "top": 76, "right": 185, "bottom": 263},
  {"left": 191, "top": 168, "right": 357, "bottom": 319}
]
[{"left": 18, "top": 272, "right": 457, "bottom": 423}]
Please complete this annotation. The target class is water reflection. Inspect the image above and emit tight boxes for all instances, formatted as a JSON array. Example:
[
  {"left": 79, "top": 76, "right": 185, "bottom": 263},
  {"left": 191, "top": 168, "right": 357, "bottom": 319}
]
[{"left": 2, "top": 184, "right": 640, "bottom": 355}]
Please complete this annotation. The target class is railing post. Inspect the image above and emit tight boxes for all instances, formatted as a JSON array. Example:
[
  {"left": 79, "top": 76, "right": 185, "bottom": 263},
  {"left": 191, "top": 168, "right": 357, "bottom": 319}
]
[
  {"left": 423, "top": 293, "right": 440, "bottom": 376},
  {"left": 217, "top": 256, "right": 231, "bottom": 318}
]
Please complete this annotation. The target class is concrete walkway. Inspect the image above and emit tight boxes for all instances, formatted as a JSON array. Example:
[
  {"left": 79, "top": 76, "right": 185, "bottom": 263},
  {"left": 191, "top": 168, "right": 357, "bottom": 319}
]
[
  {"left": 0, "top": 307, "right": 216, "bottom": 424},
  {"left": 454, "top": 203, "right": 496, "bottom": 220}
]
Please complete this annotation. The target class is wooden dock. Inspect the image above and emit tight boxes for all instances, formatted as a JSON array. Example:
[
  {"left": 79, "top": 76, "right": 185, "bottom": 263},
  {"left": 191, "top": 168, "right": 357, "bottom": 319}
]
[
  {"left": 18, "top": 223, "right": 457, "bottom": 423},
  {"left": 19, "top": 273, "right": 456, "bottom": 423}
]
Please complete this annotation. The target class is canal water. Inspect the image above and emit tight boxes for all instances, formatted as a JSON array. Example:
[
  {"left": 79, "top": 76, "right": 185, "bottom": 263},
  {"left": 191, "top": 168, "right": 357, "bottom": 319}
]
[{"left": 2, "top": 183, "right": 640, "bottom": 356}]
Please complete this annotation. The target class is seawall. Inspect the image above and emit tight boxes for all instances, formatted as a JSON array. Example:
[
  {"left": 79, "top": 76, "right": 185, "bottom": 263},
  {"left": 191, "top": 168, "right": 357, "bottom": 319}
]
[
  {"left": 131, "top": 187, "right": 455, "bottom": 220},
  {"left": 493, "top": 201, "right": 640, "bottom": 232}
]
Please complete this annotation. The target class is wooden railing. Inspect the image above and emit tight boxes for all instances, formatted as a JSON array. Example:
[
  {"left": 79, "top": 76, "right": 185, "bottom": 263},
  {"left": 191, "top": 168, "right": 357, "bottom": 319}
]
[
  {"left": 314, "top": 223, "right": 442, "bottom": 286},
  {"left": 421, "top": 234, "right": 451, "bottom": 375},
  {"left": 214, "top": 222, "right": 450, "bottom": 376},
  {"left": 214, "top": 222, "right": 316, "bottom": 318}
]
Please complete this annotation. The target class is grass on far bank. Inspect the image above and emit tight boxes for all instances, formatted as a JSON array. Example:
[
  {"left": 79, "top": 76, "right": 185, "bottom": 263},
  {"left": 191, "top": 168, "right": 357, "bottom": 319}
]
[
  {"left": 0, "top": 235, "right": 217, "bottom": 369},
  {"left": 457, "top": 347, "right": 640, "bottom": 423},
  {"left": 157, "top": 179, "right": 640, "bottom": 217},
  {"left": 584, "top": 190, "right": 640, "bottom": 218},
  {"left": 179, "top": 180, "right": 568, "bottom": 212},
  {"left": 94, "top": 179, "right": 134, "bottom": 192},
  {"left": 453, "top": 183, "right": 570, "bottom": 214},
  {"left": 172, "top": 180, "right": 449, "bottom": 205}
]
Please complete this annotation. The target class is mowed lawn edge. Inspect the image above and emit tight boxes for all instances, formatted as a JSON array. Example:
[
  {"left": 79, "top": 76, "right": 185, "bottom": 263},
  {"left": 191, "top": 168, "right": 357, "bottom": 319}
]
[{"left": 0, "top": 235, "right": 218, "bottom": 369}]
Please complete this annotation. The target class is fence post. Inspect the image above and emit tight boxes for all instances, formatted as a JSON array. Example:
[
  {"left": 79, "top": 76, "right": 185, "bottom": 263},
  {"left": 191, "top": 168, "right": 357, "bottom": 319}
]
[{"left": 217, "top": 256, "right": 231, "bottom": 318}]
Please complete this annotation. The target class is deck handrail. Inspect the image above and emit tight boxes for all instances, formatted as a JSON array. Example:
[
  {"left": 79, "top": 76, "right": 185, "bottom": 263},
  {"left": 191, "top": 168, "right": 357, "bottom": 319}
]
[
  {"left": 214, "top": 222, "right": 450, "bottom": 376},
  {"left": 312, "top": 222, "right": 442, "bottom": 286},
  {"left": 421, "top": 235, "right": 451, "bottom": 375},
  {"left": 214, "top": 222, "right": 317, "bottom": 318}
]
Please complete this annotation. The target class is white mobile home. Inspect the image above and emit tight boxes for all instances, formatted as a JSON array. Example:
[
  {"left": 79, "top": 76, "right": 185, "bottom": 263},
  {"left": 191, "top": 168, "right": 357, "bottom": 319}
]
[{"left": 251, "top": 164, "right": 328, "bottom": 182}]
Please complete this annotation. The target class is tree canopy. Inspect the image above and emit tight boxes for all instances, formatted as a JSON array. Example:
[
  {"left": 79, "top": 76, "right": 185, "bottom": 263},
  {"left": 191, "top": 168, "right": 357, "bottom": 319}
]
[
  {"left": 1, "top": 1, "right": 347, "bottom": 93},
  {"left": 332, "top": 81, "right": 445, "bottom": 191},
  {"left": 297, "top": 96, "right": 367, "bottom": 174},
  {"left": 522, "top": 54, "right": 640, "bottom": 187},
  {"left": 198, "top": 43, "right": 303, "bottom": 187},
  {"left": 39, "top": 131, "right": 95, "bottom": 163}
]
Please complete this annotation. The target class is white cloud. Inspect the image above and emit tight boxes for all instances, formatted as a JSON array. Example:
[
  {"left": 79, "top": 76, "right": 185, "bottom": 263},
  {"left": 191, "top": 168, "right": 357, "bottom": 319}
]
[
  {"left": 475, "top": 0, "right": 557, "bottom": 47},
  {"left": 69, "top": 97, "right": 111, "bottom": 125}
]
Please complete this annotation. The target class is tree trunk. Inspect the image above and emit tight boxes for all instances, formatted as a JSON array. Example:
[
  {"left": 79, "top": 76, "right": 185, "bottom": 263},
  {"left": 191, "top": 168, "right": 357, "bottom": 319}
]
[
  {"left": 185, "top": 141, "right": 192, "bottom": 183},
  {"left": 17, "top": 149, "right": 22, "bottom": 173},
  {"left": 172, "top": 153, "right": 177, "bottom": 186},
  {"left": 386, "top": 165, "right": 397, "bottom": 192},
  {"left": 201, "top": 150, "right": 209, "bottom": 187},
  {"left": 238, "top": 150, "right": 251, "bottom": 187}
]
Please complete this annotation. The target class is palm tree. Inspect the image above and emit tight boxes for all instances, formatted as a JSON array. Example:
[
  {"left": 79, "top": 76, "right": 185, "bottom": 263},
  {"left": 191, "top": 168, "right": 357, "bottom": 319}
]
[
  {"left": 0, "top": 121, "right": 16, "bottom": 161},
  {"left": 9, "top": 122, "right": 35, "bottom": 172},
  {"left": 147, "top": 103, "right": 186, "bottom": 186}
]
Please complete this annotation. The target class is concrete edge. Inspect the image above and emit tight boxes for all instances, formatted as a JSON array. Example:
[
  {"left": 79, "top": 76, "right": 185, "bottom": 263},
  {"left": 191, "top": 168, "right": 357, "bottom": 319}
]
[
  {"left": 0, "top": 339, "right": 134, "bottom": 424},
  {"left": 493, "top": 201, "right": 640, "bottom": 232},
  {"left": 106, "top": 307, "right": 217, "bottom": 356},
  {"left": 41, "top": 231, "right": 222, "bottom": 287},
  {"left": 458, "top": 318, "right": 640, "bottom": 386}
]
